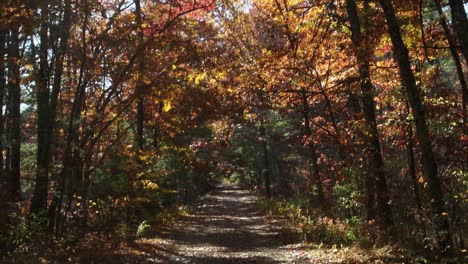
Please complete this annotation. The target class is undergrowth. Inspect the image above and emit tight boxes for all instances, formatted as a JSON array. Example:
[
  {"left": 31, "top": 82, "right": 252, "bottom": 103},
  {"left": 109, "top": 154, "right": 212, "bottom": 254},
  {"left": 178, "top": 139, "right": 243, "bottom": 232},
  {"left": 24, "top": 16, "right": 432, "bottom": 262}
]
[
  {"left": 0, "top": 204, "right": 189, "bottom": 263},
  {"left": 257, "top": 198, "right": 373, "bottom": 247}
]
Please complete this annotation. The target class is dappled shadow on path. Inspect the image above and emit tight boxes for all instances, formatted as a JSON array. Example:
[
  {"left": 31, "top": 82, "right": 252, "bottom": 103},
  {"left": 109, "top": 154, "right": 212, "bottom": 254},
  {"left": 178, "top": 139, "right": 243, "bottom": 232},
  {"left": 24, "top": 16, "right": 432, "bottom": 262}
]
[
  {"left": 80, "top": 184, "right": 415, "bottom": 263},
  {"left": 177, "top": 255, "right": 282, "bottom": 264},
  {"left": 91, "top": 184, "right": 300, "bottom": 264},
  {"left": 151, "top": 184, "right": 300, "bottom": 264},
  {"left": 161, "top": 184, "right": 290, "bottom": 252}
]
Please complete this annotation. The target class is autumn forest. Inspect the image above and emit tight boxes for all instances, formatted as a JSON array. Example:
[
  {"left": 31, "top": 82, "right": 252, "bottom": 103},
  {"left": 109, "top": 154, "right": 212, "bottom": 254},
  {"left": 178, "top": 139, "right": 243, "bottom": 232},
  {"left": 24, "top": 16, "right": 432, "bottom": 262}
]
[{"left": 0, "top": 0, "right": 467, "bottom": 263}]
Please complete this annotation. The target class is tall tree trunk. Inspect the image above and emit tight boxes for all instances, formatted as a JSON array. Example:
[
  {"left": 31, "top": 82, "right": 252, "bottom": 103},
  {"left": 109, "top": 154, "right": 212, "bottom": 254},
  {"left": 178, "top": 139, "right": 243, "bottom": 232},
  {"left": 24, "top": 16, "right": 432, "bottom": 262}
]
[
  {"left": 433, "top": 0, "right": 467, "bottom": 127},
  {"left": 301, "top": 90, "right": 325, "bottom": 205},
  {"left": 0, "top": 26, "right": 7, "bottom": 237},
  {"left": 6, "top": 28, "right": 21, "bottom": 201},
  {"left": 49, "top": 0, "right": 88, "bottom": 232},
  {"left": 31, "top": 0, "right": 72, "bottom": 214},
  {"left": 346, "top": 0, "right": 393, "bottom": 227},
  {"left": 135, "top": 0, "right": 145, "bottom": 151},
  {"left": 0, "top": 29, "right": 6, "bottom": 183},
  {"left": 30, "top": 0, "right": 50, "bottom": 213},
  {"left": 379, "top": 0, "right": 452, "bottom": 252},
  {"left": 448, "top": 0, "right": 468, "bottom": 64}
]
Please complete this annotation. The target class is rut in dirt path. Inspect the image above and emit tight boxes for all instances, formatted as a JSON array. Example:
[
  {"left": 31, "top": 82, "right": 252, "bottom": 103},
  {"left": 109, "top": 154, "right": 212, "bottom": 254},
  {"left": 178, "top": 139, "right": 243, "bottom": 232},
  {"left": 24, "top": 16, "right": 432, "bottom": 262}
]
[{"left": 150, "top": 184, "right": 305, "bottom": 264}]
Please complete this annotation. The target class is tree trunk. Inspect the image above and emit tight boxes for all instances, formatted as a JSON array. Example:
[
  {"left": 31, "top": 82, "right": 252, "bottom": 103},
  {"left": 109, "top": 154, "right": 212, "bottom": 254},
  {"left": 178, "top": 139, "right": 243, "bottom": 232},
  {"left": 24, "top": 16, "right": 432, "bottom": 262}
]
[
  {"left": 433, "top": 0, "right": 467, "bottom": 127},
  {"left": 0, "top": 26, "right": 7, "bottom": 237},
  {"left": 6, "top": 28, "right": 21, "bottom": 201},
  {"left": 31, "top": 0, "right": 72, "bottom": 214},
  {"left": 346, "top": 0, "right": 393, "bottom": 227},
  {"left": 406, "top": 120, "right": 422, "bottom": 210},
  {"left": 135, "top": 0, "right": 145, "bottom": 151},
  {"left": 259, "top": 118, "right": 271, "bottom": 198},
  {"left": 448, "top": 0, "right": 468, "bottom": 64},
  {"left": 379, "top": 0, "right": 452, "bottom": 252},
  {"left": 0, "top": 29, "right": 6, "bottom": 183},
  {"left": 301, "top": 90, "right": 325, "bottom": 205},
  {"left": 30, "top": 0, "right": 50, "bottom": 213},
  {"left": 49, "top": 0, "right": 88, "bottom": 232},
  {"left": 153, "top": 101, "right": 163, "bottom": 148}
]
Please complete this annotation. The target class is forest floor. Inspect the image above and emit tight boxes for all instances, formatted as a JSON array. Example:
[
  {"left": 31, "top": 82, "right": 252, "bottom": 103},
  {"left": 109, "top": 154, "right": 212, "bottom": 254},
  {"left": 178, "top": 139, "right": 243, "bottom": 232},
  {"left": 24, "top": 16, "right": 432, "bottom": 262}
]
[{"left": 84, "top": 184, "right": 410, "bottom": 263}]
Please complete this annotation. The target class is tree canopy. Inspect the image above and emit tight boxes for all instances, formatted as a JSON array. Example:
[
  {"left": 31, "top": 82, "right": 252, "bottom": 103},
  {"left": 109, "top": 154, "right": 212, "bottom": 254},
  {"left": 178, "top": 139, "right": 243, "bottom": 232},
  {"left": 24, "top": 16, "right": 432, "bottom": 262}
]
[{"left": 0, "top": 0, "right": 466, "bottom": 262}]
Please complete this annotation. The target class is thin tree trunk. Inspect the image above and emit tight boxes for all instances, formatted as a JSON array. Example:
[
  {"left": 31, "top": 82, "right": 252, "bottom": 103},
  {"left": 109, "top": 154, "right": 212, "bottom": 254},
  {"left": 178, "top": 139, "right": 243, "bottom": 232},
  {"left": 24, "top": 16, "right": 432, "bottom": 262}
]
[
  {"left": 30, "top": 0, "right": 50, "bottom": 213},
  {"left": 0, "top": 26, "right": 7, "bottom": 236},
  {"left": 448, "top": 0, "right": 468, "bottom": 64},
  {"left": 6, "top": 28, "right": 21, "bottom": 201},
  {"left": 135, "top": 0, "right": 145, "bottom": 151},
  {"left": 406, "top": 120, "right": 422, "bottom": 210},
  {"left": 31, "top": 0, "right": 72, "bottom": 214},
  {"left": 153, "top": 101, "right": 163, "bottom": 149},
  {"left": 433, "top": 0, "right": 467, "bottom": 127},
  {"left": 259, "top": 118, "right": 271, "bottom": 198},
  {"left": 346, "top": 0, "right": 393, "bottom": 227},
  {"left": 379, "top": 0, "right": 452, "bottom": 252},
  {"left": 49, "top": 0, "right": 88, "bottom": 232},
  {"left": 301, "top": 90, "right": 325, "bottom": 205},
  {"left": 0, "top": 29, "right": 6, "bottom": 182}
]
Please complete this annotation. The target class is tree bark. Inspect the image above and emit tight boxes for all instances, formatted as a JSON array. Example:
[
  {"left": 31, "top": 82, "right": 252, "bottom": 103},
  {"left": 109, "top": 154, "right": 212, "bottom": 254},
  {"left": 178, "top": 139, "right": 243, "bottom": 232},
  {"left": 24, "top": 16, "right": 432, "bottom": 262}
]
[
  {"left": 6, "top": 28, "right": 21, "bottom": 201},
  {"left": 379, "top": 0, "right": 452, "bottom": 252},
  {"left": 301, "top": 90, "right": 325, "bottom": 205},
  {"left": 448, "top": 0, "right": 468, "bottom": 64},
  {"left": 406, "top": 120, "right": 422, "bottom": 210},
  {"left": 0, "top": 25, "right": 7, "bottom": 237},
  {"left": 259, "top": 118, "right": 271, "bottom": 198},
  {"left": 433, "top": 0, "right": 467, "bottom": 127},
  {"left": 346, "top": 0, "right": 393, "bottom": 227},
  {"left": 49, "top": 0, "right": 88, "bottom": 232},
  {"left": 30, "top": 0, "right": 50, "bottom": 213},
  {"left": 135, "top": 0, "right": 145, "bottom": 151},
  {"left": 0, "top": 29, "right": 6, "bottom": 183},
  {"left": 153, "top": 101, "right": 163, "bottom": 149},
  {"left": 31, "top": 0, "right": 72, "bottom": 214}
]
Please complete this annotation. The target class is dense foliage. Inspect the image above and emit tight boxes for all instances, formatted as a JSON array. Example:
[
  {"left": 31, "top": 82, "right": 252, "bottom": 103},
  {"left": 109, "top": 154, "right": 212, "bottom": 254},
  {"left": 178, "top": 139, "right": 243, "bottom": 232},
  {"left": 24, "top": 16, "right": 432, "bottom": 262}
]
[{"left": 0, "top": 0, "right": 466, "bottom": 262}]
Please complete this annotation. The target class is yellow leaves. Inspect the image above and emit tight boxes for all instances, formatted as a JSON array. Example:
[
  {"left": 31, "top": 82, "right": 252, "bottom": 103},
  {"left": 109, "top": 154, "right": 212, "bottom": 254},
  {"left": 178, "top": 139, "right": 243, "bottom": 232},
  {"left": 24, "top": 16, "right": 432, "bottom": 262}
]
[
  {"left": 142, "top": 180, "right": 159, "bottom": 190},
  {"left": 218, "top": 70, "right": 227, "bottom": 79},
  {"left": 262, "top": 48, "right": 271, "bottom": 55},
  {"left": 139, "top": 155, "right": 150, "bottom": 161},
  {"left": 208, "top": 78, "right": 217, "bottom": 86},
  {"left": 163, "top": 100, "right": 172, "bottom": 112},
  {"left": 194, "top": 72, "right": 207, "bottom": 85},
  {"left": 143, "top": 77, "right": 151, "bottom": 85},
  {"left": 243, "top": 109, "right": 257, "bottom": 121}
]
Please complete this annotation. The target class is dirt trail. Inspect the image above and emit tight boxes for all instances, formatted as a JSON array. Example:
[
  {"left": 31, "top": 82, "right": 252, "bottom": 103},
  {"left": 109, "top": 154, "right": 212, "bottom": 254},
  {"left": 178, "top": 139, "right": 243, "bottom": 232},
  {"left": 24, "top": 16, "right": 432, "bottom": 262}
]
[
  {"left": 90, "top": 184, "right": 409, "bottom": 264},
  {"left": 159, "top": 184, "right": 305, "bottom": 263},
  {"left": 104, "top": 184, "right": 307, "bottom": 263}
]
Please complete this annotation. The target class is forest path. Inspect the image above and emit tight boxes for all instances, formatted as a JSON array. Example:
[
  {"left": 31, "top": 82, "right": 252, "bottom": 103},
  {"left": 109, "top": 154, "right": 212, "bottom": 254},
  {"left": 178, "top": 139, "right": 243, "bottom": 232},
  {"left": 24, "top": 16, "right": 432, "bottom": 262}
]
[
  {"left": 110, "top": 184, "right": 309, "bottom": 263},
  {"left": 93, "top": 184, "right": 408, "bottom": 263}
]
